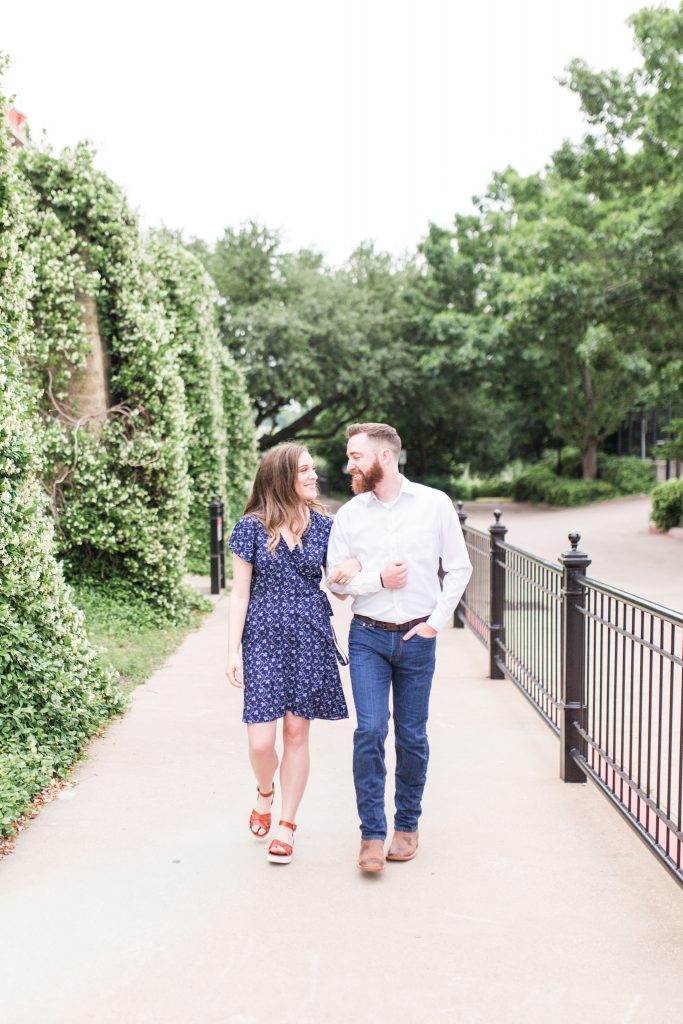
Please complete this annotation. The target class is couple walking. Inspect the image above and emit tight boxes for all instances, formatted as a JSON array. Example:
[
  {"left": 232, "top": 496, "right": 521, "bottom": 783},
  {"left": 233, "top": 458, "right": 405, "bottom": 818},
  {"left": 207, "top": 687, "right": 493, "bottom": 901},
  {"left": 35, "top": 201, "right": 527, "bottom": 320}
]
[{"left": 226, "top": 422, "right": 472, "bottom": 871}]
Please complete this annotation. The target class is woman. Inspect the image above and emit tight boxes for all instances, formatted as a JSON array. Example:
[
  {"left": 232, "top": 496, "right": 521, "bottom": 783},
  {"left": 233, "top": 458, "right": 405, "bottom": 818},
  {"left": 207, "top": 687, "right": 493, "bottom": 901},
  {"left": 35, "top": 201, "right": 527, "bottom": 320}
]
[{"left": 226, "top": 444, "right": 358, "bottom": 865}]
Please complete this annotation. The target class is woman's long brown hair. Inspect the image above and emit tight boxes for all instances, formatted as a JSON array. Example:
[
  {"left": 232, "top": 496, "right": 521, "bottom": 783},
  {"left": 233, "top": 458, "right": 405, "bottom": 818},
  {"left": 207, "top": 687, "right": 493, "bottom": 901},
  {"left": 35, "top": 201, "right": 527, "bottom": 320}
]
[{"left": 243, "top": 444, "right": 328, "bottom": 554}]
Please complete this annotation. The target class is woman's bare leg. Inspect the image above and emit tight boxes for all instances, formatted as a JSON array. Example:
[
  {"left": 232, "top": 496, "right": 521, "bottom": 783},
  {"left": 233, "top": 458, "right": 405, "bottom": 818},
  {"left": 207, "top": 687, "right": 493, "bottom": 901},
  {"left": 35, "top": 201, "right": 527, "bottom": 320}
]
[
  {"left": 247, "top": 721, "right": 278, "bottom": 817},
  {"left": 275, "top": 712, "right": 311, "bottom": 844}
]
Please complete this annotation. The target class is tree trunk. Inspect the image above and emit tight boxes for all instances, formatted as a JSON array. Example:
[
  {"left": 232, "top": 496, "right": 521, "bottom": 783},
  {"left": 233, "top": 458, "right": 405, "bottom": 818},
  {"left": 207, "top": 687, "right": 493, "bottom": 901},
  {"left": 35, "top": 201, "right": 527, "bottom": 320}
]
[
  {"left": 582, "top": 438, "right": 598, "bottom": 480},
  {"left": 580, "top": 359, "right": 598, "bottom": 479},
  {"left": 63, "top": 294, "right": 111, "bottom": 437}
]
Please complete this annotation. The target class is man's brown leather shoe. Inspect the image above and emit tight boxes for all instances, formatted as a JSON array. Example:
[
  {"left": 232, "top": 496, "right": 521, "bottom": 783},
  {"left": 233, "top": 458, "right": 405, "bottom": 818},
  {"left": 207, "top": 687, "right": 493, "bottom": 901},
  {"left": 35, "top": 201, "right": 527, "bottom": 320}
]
[
  {"left": 386, "top": 829, "right": 419, "bottom": 861},
  {"left": 357, "top": 839, "right": 385, "bottom": 872}
]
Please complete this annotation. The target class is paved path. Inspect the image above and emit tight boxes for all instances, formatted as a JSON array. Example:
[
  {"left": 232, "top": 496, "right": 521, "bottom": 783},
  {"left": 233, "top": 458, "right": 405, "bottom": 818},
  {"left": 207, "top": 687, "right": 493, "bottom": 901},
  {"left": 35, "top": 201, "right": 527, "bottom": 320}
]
[
  {"left": 0, "top": 592, "right": 681, "bottom": 1023},
  {"left": 462, "top": 495, "right": 683, "bottom": 611}
]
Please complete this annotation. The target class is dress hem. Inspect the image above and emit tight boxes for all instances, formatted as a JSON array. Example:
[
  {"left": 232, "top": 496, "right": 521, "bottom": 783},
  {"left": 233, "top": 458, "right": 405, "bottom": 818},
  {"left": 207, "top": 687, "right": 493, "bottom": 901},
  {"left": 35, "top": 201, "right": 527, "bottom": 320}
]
[{"left": 243, "top": 709, "right": 349, "bottom": 725}]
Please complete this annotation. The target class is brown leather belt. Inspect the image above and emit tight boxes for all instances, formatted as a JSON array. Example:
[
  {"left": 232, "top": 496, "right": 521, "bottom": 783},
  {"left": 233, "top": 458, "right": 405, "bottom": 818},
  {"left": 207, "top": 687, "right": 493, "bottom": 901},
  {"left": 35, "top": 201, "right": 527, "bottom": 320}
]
[{"left": 353, "top": 614, "right": 429, "bottom": 633}]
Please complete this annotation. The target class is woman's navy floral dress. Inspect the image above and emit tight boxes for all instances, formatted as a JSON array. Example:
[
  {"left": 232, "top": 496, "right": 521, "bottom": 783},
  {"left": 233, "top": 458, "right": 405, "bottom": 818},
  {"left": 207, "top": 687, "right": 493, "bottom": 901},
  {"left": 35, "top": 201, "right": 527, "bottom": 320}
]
[{"left": 229, "top": 509, "right": 349, "bottom": 724}]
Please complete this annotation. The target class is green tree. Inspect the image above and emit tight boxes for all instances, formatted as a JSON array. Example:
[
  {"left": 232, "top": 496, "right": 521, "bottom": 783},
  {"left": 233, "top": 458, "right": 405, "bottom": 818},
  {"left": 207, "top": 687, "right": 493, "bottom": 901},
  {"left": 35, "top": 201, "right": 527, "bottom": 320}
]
[
  {"left": 194, "top": 227, "right": 411, "bottom": 450},
  {"left": 490, "top": 170, "right": 653, "bottom": 478},
  {"left": 408, "top": 3, "right": 683, "bottom": 481}
]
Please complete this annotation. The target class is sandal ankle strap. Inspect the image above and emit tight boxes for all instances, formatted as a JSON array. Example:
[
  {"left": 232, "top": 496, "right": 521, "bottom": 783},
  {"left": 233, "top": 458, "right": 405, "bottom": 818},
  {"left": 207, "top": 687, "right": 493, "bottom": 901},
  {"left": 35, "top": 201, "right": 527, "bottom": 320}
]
[
  {"left": 278, "top": 819, "right": 297, "bottom": 831},
  {"left": 258, "top": 785, "right": 275, "bottom": 798}
]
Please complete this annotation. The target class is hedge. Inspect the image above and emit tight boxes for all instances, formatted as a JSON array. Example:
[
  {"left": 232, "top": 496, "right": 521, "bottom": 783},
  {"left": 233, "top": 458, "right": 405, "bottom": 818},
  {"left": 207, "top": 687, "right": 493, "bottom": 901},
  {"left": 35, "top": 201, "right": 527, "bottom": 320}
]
[
  {"left": 1, "top": 62, "right": 125, "bottom": 836},
  {"left": 511, "top": 466, "right": 616, "bottom": 505},
  {"left": 651, "top": 479, "right": 683, "bottom": 533},
  {"left": 1, "top": 55, "right": 257, "bottom": 835}
]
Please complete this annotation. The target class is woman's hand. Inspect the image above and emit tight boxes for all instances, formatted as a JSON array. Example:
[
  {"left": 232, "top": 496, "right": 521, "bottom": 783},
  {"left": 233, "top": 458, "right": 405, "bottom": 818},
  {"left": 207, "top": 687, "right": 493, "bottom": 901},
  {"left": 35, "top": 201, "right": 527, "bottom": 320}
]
[
  {"left": 226, "top": 652, "right": 244, "bottom": 689},
  {"left": 327, "top": 557, "right": 362, "bottom": 586}
]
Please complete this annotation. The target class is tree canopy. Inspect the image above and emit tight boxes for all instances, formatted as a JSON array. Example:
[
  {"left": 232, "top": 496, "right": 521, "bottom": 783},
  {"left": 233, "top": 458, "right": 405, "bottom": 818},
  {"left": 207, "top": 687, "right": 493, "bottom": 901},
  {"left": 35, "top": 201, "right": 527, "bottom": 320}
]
[{"left": 192, "top": 3, "right": 682, "bottom": 482}]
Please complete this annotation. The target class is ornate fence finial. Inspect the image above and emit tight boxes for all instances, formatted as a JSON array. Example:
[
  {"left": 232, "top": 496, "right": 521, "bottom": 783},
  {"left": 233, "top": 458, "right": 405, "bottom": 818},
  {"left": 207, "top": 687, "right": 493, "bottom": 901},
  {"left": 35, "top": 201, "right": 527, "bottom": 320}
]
[
  {"left": 494, "top": 508, "right": 502, "bottom": 524},
  {"left": 563, "top": 532, "right": 589, "bottom": 560}
]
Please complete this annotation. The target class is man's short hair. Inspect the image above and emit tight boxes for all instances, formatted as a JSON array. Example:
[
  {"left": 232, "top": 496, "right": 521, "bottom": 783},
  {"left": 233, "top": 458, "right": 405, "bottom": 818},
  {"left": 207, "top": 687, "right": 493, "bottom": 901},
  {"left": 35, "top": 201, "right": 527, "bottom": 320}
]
[{"left": 347, "top": 422, "right": 402, "bottom": 458}]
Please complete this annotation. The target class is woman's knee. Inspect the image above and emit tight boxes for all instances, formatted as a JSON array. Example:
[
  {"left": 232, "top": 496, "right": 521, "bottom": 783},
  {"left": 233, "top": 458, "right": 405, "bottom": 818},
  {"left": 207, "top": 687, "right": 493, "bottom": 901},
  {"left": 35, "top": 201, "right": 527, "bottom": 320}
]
[
  {"left": 248, "top": 725, "right": 277, "bottom": 758},
  {"left": 249, "top": 738, "right": 275, "bottom": 760},
  {"left": 283, "top": 714, "right": 310, "bottom": 750}
]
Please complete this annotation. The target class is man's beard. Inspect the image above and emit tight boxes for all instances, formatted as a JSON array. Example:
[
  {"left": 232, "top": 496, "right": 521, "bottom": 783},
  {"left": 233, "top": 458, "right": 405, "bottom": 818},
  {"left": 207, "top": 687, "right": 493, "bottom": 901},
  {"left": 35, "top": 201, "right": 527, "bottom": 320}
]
[{"left": 351, "top": 458, "right": 384, "bottom": 494}]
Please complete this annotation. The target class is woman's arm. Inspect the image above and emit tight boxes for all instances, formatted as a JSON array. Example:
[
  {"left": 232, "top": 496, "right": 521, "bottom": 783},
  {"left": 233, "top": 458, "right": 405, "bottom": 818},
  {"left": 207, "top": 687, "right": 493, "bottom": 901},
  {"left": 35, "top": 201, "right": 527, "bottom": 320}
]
[
  {"left": 327, "top": 557, "right": 362, "bottom": 585},
  {"left": 326, "top": 556, "right": 361, "bottom": 602},
  {"left": 226, "top": 553, "right": 253, "bottom": 688}
]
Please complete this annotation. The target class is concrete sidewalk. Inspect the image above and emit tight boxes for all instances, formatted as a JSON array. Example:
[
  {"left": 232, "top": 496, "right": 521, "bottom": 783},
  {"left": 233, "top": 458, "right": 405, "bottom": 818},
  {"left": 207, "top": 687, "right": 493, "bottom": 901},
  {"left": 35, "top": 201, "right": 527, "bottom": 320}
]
[{"left": 0, "top": 594, "right": 681, "bottom": 1024}]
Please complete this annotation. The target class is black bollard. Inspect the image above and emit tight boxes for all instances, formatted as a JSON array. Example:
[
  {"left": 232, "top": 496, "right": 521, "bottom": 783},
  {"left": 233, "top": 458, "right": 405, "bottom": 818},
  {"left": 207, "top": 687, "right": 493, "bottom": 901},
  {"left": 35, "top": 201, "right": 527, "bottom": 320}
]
[
  {"left": 218, "top": 497, "right": 226, "bottom": 588},
  {"left": 209, "top": 498, "right": 222, "bottom": 595}
]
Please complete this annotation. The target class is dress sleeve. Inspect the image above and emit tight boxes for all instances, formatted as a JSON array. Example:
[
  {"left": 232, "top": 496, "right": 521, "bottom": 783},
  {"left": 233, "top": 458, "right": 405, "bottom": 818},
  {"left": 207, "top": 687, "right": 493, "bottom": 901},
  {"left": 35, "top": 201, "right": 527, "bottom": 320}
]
[{"left": 229, "top": 516, "right": 257, "bottom": 564}]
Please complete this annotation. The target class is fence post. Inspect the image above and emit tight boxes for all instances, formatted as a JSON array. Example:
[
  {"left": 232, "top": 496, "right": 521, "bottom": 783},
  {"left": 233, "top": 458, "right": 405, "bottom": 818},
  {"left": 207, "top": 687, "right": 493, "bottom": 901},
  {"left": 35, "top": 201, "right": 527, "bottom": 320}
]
[
  {"left": 559, "top": 532, "right": 591, "bottom": 783},
  {"left": 209, "top": 498, "right": 222, "bottom": 595},
  {"left": 218, "top": 497, "right": 226, "bottom": 589},
  {"left": 454, "top": 501, "right": 467, "bottom": 628},
  {"left": 488, "top": 509, "right": 507, "bottom": 678}
]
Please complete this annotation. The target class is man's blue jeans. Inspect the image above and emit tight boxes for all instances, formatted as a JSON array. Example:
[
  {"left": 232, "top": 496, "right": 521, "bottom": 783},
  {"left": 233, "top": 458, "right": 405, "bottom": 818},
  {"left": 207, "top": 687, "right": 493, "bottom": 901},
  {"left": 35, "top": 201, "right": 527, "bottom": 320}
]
[{"left": 348, "top": 617, "right": 437, "bottom": 840}]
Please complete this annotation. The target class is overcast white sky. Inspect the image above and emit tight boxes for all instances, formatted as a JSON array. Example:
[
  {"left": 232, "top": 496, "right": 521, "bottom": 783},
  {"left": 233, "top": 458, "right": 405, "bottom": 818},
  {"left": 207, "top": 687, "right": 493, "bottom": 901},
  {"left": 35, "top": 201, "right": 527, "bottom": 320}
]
[{"left": 2, "top": 0, "right": 667, "bottom": 265}]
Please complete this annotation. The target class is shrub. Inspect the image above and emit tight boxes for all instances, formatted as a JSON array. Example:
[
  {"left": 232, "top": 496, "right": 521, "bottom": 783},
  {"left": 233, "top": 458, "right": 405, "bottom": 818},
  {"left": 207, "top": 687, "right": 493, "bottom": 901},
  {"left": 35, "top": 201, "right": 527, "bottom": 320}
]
[
  {"left": 539, "top": 448, "right": 656, "bottom": 493},
  {"left": 1, "top": 65, "right": 124, "bottom": 837},
  {"left": 511, "top": 466, "right": 557, "bottom": 503},
  {"left": 546, "top": 478, "right": 615, "bottom": 506},
  {"left": 1, "top": 58, "right": 256, "bottom": 836},
  {"left": 145, "top": 231, "right": 230, "bottom": 572},
  {"left": 598, "top": 454, "right": 656, "bottom": 494},
  {"left": 469, "top": 478, "right": 515, "bottom": 500},
  {"left": 540, "top": 446, "right": 583, "bottom": 478},
  {"left": 512, "top": 467, "right": 615, "bottom": 505},
  {"left": 19, "top": 144, "right": 191, "bottom": 617},
  {"left": 651, "top": 479, "right": 683, "bottom": 532},
  {"left": 19, "top": 145, "right": 258, "bottom": 605},
  {"left": 448, "top": 478, "right": 515, "bottom": 501}
]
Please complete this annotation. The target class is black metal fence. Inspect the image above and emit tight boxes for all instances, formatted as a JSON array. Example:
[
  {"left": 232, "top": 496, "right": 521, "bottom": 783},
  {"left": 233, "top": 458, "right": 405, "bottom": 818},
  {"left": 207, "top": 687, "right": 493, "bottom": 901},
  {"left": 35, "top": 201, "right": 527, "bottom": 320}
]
[
  {"left": 457, "top": 507, "right": 682, "bottom": 886},
  {"left": 454, "top": 513, "right": 490, "bottom": 647},
  {"left": 576, "top": 580, "right": 682, "bottom": 880},
  {"left": 497, "top": 541, "right": 563, "bottom": 732}
]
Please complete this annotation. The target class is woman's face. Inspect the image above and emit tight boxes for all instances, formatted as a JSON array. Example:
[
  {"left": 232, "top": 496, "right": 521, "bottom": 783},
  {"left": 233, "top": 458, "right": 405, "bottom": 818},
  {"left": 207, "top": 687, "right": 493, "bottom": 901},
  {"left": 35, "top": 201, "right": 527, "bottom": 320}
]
[{"left": 294, "top": 450, "right": 318, "bottom": 502}]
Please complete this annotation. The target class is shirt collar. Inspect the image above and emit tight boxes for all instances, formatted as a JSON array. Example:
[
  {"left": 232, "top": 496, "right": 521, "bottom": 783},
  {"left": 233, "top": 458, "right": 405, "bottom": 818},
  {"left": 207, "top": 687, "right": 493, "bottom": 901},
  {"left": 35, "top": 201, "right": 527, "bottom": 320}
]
[{"left": 360, "top": 474, "right": 416, "bottom": 504}]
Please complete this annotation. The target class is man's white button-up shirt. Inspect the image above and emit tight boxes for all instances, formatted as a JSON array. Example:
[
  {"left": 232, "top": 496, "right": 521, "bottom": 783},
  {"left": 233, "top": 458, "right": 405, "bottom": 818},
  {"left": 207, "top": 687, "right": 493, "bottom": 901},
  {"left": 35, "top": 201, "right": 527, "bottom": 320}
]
[{"left": 326, "top": 476, "right": 473, "bottom": 632}]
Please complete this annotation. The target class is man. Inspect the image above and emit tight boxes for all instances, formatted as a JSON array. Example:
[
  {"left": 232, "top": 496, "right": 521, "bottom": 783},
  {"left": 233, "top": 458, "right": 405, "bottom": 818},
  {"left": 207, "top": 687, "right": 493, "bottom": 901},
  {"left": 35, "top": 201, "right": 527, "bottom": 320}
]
[{"left": 326, "top": 423, "right": 472, "bottom": 873}]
